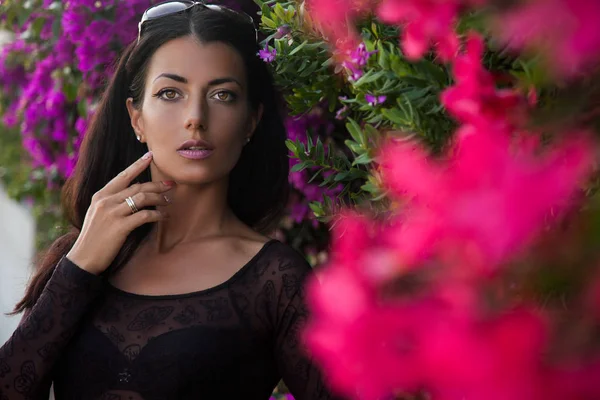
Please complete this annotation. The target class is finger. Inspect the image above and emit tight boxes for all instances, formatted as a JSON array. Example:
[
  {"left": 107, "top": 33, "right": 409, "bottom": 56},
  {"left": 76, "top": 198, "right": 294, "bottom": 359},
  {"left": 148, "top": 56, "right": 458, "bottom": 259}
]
[
  {"left": 116, "top": 180, "right": 175, "bottom": 202},
  {"left": 124, "top": 209, "right": 168, "bottom": 230},
  {"left": 119, "top": 192, "right": 171, "bottom": 216},
  {"left": 103, "top": 151, "right": 153, "bottom": 195}
]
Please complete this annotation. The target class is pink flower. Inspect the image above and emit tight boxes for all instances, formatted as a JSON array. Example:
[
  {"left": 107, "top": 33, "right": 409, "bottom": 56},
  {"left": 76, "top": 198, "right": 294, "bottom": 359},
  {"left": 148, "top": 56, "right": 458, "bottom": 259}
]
[
  {"left": 441, "top": 34, "right": 526, "bottom": 129},
  {"left": 496, "top": 0, "right": 600, "bottom": 77},
  {"left": 258, "top": 47, "right": 277, "bottom": 63},
  {"left": 380, "top": 128, "right": 596, "bottom": 272},
  {"left": 418, "top": 307, "right": 549, "bottom": 400},
  {"left": 365, "top": 94, "right": 387, "bottom": 106},
  {"left": 305, "top": 262, "right": 421, "bottom": 400},
  {"left": 376, "top": 0, "right": 464, "bottom": 61},
  {"left": 341, "top": 42, "right": 377, "bottom": 80}
]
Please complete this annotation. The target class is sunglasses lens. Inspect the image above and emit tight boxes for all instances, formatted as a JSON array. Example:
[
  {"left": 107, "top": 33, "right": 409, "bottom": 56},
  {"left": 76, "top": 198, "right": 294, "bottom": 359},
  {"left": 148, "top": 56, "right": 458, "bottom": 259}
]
[
  {"left": 139, "top": 1, "right": 257, "bottom": 43},
  {"left": 145, "top": 1, "right": 194, "bottom": 20}
]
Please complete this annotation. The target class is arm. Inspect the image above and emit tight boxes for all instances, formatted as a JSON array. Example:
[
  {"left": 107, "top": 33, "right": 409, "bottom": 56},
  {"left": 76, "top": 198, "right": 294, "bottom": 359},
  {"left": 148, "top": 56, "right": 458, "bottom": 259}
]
[
  {"left": 271, "top": 246, "right": 345, "bottom": 400},
  {"left": 0, "top": 257, "right": 104, "bottom": 400}
]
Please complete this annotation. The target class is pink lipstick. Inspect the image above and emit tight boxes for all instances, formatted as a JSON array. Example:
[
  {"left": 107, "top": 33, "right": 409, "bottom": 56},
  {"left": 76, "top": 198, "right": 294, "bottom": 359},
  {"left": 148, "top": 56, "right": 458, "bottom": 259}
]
[{"left": 177, "top": 139, "right": 214, "bottom": 160}]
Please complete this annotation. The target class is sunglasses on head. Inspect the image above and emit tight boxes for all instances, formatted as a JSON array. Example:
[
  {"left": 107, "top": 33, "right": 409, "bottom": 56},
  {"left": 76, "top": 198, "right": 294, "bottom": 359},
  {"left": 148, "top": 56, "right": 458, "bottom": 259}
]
[{"left": 137, "top": 1, "right": 258, "bottom": 44}]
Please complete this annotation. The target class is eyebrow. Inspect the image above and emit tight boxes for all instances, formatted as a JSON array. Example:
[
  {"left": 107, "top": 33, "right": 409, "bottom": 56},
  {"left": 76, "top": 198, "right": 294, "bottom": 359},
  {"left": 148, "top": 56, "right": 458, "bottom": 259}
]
[{"left": 152, "top": 73, "right": 242, "bottom": 88}]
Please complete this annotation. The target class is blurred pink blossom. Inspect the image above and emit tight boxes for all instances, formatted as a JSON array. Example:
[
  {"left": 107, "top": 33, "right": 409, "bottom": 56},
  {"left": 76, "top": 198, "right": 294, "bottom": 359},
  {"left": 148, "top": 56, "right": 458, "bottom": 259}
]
[
  {"left": 441, "top": 34, "right": 526, "bottom": 129},
  {"left": 380, "top": 128, "right": 595, "bottom": 271},
  {"left": 376, "top": 0, "right": 480, "bottom": 61},
  {"left": 497, "top": 0, "right": 600, "bottom": 77}
]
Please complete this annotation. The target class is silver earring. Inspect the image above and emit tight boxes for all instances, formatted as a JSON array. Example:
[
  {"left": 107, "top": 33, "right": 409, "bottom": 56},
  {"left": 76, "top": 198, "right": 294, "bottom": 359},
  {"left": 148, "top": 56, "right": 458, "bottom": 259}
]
[
  {"left": 245, "top": 137, "right": 251, "bottom": 144},
  {"left": 136, "top": 135, "right": 141, "bottom": 142}
]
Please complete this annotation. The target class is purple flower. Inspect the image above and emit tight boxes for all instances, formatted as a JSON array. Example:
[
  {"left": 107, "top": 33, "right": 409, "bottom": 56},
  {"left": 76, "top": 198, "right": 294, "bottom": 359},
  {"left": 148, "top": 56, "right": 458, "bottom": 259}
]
[
  {"left": 342, "top": 42, "right": 377, "bottom": 81},
  {"left": 335, "top": 105, "right": 349, "bottom": 120},
  {"left": 86, "top": 20, "right": 114, "bottom": 43},
  {"left": 45, "top": 90, "right": 66, "bottom": 118},
  {"left": 55, "top": 37, "right": 75, "bottom": 65},
  {"left": 351, "top": 42, "right": 377, "bottom": 67},
  {"left": 40, "top": 18, "right": 55, "bottom": 41},
  {"left": 258, "top": 47, "right": 277, "bottom": 63},
  {"left": 22, "top": 136, "right": 53, "bottom": 169},
  {"left": 62, "top": 8, "right": 87, "bottom": 40},
  {"left": 75, "top": 117, "right": 88, "bottom": 137},
  {"left": 56, "top": 153, "right": 77, "bottom": 178},
  {"left": 342, "top": 63, "right": 363, "bottom": 81},
  {"left": 50, "top": 118, "right": 69, "bottom": 143},
  {"left": 2, "top": 103, "right": 19, "bottom": 128},
  {"left": 365, "top": 94, "right": 387, "bottom": 106},
  {"left": 274, "top": 24, "right": 292, "bottom": 39}
]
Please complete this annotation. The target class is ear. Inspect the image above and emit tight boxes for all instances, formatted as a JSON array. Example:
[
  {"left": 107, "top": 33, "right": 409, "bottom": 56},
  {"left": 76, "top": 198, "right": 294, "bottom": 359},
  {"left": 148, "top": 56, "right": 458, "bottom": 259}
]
[
  {"left": 247, "top": 103, "right": 264, "bottom": 140},
  {"left": 126, "top": 97, "right": 146, "bottom": 142}
]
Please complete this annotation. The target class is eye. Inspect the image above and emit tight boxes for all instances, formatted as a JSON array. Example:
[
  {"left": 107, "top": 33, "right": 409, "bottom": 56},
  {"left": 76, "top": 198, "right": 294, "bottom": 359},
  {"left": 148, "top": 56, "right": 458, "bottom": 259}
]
[
  {"left": 212, "top": 90, "right": 236, "bottom": 102},
  {"left": 153, "top": 89, "right": 181, "bottom": 101}
]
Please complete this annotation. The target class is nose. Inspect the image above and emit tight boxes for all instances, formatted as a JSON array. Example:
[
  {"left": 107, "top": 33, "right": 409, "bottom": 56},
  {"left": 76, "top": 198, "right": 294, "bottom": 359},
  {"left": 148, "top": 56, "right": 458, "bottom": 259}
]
[{"left": 184, "top": 97, "right": 207, "bottom": 132}]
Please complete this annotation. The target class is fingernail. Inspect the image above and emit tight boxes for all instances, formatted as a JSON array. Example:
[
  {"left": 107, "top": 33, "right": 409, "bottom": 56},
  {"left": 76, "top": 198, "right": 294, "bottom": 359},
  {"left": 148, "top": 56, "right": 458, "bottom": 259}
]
[
  {"left": 142, "top": 151, "right": 153, "bottom": 160},
  {"left": 163, "top": 180, "right": 176, "bottom": 187}
]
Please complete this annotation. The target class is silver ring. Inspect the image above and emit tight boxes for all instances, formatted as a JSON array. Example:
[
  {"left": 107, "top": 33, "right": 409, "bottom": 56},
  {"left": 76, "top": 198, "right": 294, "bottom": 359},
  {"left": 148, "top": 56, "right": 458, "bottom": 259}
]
[{"left": 125, "top": 196, "right": 139, "bottom": 214}]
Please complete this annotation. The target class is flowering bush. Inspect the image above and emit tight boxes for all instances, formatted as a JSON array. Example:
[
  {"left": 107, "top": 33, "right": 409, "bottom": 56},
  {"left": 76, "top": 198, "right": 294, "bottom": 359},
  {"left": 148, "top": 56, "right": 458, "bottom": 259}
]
[
  {"left": 260, "top": 0, "right": 600, "bottom": 399},
  {"left": 3, "top": 0, "right": 600, "bottom": 398},
  {"left": 0, "top": 0, "right": 333, "bottom": 254},
  {"left": 0, "top": 0, "right": 159, "bottom": 247}
]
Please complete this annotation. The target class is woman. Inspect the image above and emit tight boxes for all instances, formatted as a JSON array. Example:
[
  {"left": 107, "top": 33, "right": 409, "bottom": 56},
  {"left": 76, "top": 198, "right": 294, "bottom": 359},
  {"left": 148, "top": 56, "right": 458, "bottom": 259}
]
[{"left": 0, "top": 2, "right": 340, "bottom": 399}]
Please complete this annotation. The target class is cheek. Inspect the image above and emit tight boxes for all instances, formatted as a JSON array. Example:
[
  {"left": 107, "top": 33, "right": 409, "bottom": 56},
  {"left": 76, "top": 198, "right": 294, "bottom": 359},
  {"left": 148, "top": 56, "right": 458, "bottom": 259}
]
[
  {"left": 209, "top": 105, "right": 249, "bottom": 144},
  {"left": 141, "top": 101, "right": 180, "bottom": 132}
]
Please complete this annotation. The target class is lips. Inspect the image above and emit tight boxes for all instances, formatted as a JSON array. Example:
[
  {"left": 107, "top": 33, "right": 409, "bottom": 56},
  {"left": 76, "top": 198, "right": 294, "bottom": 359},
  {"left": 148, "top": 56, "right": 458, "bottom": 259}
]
[
  {"left": 177, "top": 148, "right": 214, "bottom": 160},
  {"left": 177, "top": 139, "right": 214, "bottom": 151}
]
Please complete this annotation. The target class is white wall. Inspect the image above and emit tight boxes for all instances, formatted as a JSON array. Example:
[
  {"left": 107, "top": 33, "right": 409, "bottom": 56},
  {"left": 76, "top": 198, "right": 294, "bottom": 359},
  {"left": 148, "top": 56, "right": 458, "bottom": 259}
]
[{"left": 0, "top": 183, "right": 35, "bottom": 343}]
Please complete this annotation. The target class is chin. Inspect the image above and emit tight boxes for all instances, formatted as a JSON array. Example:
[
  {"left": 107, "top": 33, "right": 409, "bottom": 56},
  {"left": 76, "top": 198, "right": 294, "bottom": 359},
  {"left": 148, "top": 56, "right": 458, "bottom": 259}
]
[{"left": 169, "top": 169, "right": 228, "bottom": 186}]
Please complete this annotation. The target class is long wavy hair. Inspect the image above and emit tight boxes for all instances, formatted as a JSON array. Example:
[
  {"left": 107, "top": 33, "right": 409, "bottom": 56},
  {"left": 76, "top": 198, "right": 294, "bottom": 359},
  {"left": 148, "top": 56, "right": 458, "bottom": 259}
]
[{"left": 13, "top": 5, "right": 289, "bottom": 313}]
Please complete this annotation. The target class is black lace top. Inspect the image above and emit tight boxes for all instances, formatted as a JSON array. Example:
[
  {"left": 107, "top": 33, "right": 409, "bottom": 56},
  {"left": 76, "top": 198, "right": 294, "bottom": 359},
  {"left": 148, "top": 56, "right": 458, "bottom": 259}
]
[{"left": 0, "top": 240, "right": 341, "bottom": 400}]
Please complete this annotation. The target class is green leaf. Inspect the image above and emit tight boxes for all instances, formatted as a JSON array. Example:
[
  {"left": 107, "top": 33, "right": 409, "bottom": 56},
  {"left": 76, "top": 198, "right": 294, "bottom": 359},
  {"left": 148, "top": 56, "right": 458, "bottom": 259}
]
[
  {"left": 333, "top": 171, "right": 350, "bottom": 182},
  {"left": 360, "top": 181, "right": 380, "bottom": 194},
  {"left": 353, "top": 70, "right": 386, "bottom": 87},
  {"left": 316, "top": 139, "right": 325, "bottom": 164},
  {"left": 344, "top": 140, "right": 363, "bottom": 154},
  {"left": 352, "top": 152, "right": 373, "bottom": 165},
  {"left": 289, "top": 39, "right": 309, "bottom": 56},
  {"left": 261, "top": 16, "right": 278, "bottom": 29},
  {"left": 348, "top": 168, "right": 368, "bottom": 180},
  {"left": 273, "top": 3, "right": 286, "bottom": 20},
  {"left": 291, "top": 162, "right": 309, "bottom": 173},
  {"left": 308, "top": 169, "right": 323, "bottom": 183},
  {"left": 381, "top": 108, "right": 410, "bottom": 125},
  {"left": 345, "top": 118, "right": 366, "bottom": 148},
  {"left": 285, "top": 139, "right": 298, "bottom": 153}
]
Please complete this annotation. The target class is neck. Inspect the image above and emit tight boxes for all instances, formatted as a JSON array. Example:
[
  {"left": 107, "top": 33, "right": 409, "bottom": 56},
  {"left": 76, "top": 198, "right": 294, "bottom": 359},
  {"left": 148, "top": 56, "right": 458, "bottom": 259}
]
[{"left": 150, "top": 179, "right": 236, "bottom": 252}]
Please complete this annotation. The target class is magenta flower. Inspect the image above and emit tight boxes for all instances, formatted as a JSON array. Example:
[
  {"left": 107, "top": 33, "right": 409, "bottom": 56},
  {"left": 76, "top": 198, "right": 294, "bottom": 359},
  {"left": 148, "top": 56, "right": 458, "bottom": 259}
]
[
  {"left": 497, "top": 0, "right": 600, "bottom": 77},
  {"left": 365, "top": 94, "right": 386, "bottom": 106},
  {"left": 274, "top": 24, "right": 292, "bottom": 39},
  {"left": 335, "top": 105, "right": 348, "bottom": 120},
  {"left": 258, "top": 47, "right": 277, "bottom": 63},
  {"left": 441, "top": 34, "right": 525, "bottom": 129},
  {"left": 380, "top": 128, "right": 596, "bottom": 271},
  {"left": 341, "top": 42, "right": 377, "bottom": 80},
  {"left": 377, "top": 0, "right": 463, "bottom": 61}
]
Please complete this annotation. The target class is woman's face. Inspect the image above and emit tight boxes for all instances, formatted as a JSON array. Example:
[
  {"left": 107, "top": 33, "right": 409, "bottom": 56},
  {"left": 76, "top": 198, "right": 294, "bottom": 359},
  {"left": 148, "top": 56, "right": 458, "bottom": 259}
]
[{"left": 126, "top": 36, "right": 261, "bottom": 185}]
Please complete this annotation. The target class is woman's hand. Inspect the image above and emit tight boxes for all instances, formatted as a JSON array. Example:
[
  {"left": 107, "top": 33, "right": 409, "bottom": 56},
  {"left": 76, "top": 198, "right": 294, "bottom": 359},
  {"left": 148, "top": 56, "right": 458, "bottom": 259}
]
[{"left": 66, "top": 151, "right": 173, "bottom": 275}]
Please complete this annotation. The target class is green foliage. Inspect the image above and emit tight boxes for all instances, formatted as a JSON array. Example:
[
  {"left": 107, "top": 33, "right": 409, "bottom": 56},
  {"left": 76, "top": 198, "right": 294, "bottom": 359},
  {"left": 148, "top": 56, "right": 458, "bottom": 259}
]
[
  {"left": 0, "top": 126, "right": 66, "bottom": 249},
  {"left": 257, "top": 0, "right": 460, "bottom": 221}
]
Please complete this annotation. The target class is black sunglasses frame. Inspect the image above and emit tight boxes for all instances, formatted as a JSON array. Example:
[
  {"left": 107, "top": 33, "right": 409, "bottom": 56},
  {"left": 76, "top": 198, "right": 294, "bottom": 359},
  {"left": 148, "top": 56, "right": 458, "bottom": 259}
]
[{"left": 137, "top": 1, "right": 258, "bottom": 44}]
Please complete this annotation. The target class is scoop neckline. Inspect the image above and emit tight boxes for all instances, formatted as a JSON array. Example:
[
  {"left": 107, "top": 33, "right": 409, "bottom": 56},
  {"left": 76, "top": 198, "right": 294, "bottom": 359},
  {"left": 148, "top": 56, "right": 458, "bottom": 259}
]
[{"left": 105, "top": 239, "right": 278, "bottom": 300}]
